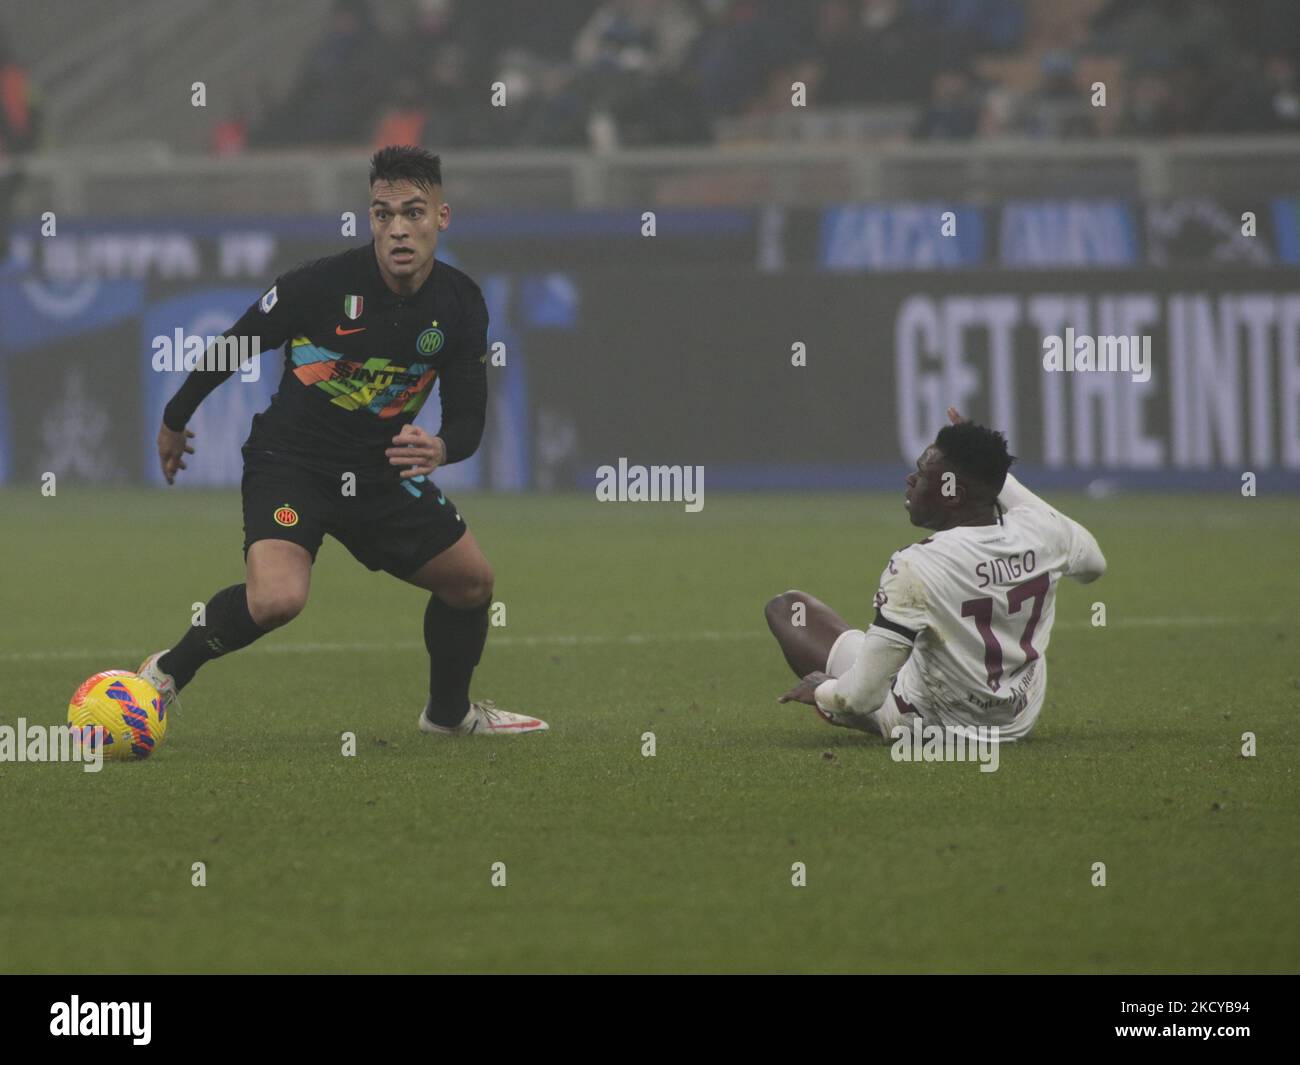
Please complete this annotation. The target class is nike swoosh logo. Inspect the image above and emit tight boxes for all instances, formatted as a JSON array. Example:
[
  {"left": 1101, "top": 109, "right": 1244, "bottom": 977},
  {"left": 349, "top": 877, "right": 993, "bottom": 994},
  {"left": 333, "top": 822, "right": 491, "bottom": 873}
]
[{"left": 335, "top": 325, "right": 366, "bottom": 336}]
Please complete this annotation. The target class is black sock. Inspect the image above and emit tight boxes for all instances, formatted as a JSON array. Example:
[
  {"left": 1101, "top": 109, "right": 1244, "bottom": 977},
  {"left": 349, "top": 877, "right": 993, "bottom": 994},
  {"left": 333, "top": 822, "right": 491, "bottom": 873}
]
[
  {"left": 159, "top": 584, "right": 267, "bottom": 690},
  {"left": 424, "top": 595, "right": 488, "bottom": 726}
]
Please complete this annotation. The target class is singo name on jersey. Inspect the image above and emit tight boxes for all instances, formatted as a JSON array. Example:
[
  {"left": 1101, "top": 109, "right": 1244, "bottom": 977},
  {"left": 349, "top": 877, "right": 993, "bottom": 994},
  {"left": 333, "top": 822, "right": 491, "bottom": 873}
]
[{"left": 974, "top": 550, "right": 1036, "bottom": 588}]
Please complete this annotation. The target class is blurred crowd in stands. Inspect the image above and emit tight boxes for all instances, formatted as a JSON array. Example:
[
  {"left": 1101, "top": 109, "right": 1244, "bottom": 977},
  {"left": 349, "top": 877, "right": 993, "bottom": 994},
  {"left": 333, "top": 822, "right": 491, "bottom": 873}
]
[
  {"left": 5, "top": 0, "right": 1300, "bottom": 159},
  {"left": 0, "top": 28, "right": 36, "bottom": 257},
  {"left": 223, "top": 0, "right": 1300, "bottom": 152}
]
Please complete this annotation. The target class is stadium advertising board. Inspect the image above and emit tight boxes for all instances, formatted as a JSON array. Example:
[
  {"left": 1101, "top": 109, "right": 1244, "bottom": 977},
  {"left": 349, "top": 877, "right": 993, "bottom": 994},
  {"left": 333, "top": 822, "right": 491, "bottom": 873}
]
[{"left": 1, "top": 209, "right": 1297, "bottom": 490}]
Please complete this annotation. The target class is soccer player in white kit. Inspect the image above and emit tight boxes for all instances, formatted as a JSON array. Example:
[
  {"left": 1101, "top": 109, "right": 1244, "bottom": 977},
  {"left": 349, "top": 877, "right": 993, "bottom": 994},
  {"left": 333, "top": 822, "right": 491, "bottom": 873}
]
[{"left": 766, "top": 408, "right": 1106, "bottom": 742}]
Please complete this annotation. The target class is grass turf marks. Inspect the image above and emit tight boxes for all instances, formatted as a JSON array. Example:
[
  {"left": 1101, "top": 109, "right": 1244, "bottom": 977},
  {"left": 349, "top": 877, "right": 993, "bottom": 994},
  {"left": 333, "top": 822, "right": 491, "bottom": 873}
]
[{"left": 2, "top": 489, "right": 1297, "bottom": 972}]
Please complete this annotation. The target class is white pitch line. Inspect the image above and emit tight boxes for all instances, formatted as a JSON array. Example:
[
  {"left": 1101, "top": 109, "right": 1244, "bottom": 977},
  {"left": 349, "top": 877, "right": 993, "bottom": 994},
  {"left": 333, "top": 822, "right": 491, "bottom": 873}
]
[
  {"left": 1055, "top": 615, "right": 1294, "bottom": 630},
  {"left": 0, "top": 629, "right": 762, "bottom": 663},
  {"left": 0, "top": 616, "right": 1292, "bottom": 664}
]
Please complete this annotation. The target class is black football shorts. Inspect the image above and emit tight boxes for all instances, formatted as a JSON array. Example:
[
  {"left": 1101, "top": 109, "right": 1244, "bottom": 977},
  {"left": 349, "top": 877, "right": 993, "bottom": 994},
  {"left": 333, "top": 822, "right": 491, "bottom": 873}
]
[{"left": 240, "top": 448, "right": 467, "bottom": 578}]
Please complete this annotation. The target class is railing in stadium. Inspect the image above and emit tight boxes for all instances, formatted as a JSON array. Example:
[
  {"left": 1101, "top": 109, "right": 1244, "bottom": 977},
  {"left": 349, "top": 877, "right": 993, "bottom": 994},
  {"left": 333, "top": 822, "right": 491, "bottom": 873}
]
[{"left": 6, "top": 136, "right": 1300, "bottom": 215}]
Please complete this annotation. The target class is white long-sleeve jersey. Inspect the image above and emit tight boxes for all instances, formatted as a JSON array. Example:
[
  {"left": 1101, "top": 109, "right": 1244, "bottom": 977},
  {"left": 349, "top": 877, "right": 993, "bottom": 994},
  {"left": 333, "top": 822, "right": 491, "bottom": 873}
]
[{"left": 814, "top": 474, "right": 1106, "bottom": 740}]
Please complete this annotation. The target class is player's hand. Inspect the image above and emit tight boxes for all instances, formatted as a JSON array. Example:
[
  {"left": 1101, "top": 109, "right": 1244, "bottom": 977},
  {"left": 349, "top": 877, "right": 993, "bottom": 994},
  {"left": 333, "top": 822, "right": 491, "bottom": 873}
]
[
  {"left": 157, "top": 423, "right": 195, "bottom": 485},
  {"left": 947, "top": 406, "right": 968, "bottom": 425},
  {"left": 386, "top": 423, "right": 446, "bottom": 478},
  {"left": 778, "top": 671, "right": 831, "bottom": 706}
]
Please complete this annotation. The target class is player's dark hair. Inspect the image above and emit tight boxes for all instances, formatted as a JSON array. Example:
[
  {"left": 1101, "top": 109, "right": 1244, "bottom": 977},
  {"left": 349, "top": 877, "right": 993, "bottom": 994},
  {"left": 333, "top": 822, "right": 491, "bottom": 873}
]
[
  {"left": 934, "top": 422, "right": 1016, "bottom": 499},
  {"left": 369, "top": 145, "right": 442, "bottom": 194}
]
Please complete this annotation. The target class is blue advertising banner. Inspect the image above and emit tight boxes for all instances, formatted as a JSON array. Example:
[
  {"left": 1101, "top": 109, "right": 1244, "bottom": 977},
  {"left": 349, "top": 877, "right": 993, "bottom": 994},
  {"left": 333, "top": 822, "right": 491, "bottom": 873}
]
[
  {"left": 1272, "top": 197, "right": 1300, "bottom": 265},
  {"left": 999, "top": 199, "right": 1139, "bottom": 268},
  {"left": 820, "top": 203, "right": 985, "bottom": 270}
]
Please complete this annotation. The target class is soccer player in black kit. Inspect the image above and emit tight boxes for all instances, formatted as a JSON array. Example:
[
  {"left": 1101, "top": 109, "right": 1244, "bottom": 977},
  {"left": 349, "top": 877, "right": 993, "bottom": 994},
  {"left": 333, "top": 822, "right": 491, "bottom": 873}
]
[{"left": 139, "top": 146, "right": 547, "bottom": 736}]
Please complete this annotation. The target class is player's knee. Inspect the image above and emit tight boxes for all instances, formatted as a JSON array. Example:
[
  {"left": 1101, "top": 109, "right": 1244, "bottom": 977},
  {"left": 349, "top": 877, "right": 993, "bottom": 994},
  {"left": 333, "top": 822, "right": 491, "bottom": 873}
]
[
  {"left": 468, "top": 568, "right": 495, "bottom": 608},
  {"left": 765, "top": 590, "right": 806, "bottom": 632},
  {"left": 444, "top": 567, "right": 493, "bottom": 610},
  {"left": 248, "top": 587, "right": 307, "bottom": 629}
]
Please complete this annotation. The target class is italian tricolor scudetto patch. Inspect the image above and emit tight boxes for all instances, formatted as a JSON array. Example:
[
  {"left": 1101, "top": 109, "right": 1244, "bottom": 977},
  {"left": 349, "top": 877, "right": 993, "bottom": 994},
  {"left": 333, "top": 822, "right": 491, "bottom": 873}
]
[{"left": 344, "top": 295, "right": 364, "bottom": 320}]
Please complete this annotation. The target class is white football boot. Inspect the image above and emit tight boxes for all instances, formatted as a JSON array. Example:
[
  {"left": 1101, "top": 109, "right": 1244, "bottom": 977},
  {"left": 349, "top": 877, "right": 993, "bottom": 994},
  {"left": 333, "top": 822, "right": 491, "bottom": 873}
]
[
  {"left": 137, "top": 651, "right": 181, "bottom": 715},
  {"left": 418, "top": 699, "right": 548, "bottom": 736}
]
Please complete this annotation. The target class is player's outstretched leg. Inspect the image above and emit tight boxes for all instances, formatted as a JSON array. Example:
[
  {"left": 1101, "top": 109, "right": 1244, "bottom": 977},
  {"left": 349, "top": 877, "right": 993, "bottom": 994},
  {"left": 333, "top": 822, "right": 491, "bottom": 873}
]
[
  {"left": 405, "top": 530, "right": 547, "bottom": 736},
  {"left": 140, "top": 540, "right": 311, "bottom": 709},
  {"left": 764, "top": 590, "right": 851, "bottom": 679}
]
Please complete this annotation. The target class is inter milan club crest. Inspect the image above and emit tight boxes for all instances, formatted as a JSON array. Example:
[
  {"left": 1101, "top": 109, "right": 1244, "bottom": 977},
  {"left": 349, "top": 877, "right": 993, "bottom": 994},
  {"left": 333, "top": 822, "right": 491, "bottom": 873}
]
[
  {"left": 343, "top": 294, "right": 364, "bottom": 320},
  {"left": 416, "top": 320, "right": 444, "bottom": 355}
]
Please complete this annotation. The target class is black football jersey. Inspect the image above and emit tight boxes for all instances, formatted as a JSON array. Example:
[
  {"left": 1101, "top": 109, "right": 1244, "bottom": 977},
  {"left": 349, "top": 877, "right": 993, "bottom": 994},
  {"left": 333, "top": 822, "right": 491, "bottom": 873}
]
[{"left": 164, "top": 243, "right": 488, "bottom": 481}]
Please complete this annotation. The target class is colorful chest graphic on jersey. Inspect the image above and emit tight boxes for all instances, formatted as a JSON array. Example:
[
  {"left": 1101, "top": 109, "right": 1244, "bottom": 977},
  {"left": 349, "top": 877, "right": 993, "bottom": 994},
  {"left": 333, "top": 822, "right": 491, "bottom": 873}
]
[{"left": 288, "top": 337, "right": 438, "bottom": 417}]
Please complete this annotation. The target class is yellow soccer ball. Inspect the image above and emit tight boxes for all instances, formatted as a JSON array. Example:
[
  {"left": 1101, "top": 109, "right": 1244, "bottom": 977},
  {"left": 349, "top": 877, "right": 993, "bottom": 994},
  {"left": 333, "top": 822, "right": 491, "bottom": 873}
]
[{"left": 68, "top": 671, "right": 168, "bottom": 761}]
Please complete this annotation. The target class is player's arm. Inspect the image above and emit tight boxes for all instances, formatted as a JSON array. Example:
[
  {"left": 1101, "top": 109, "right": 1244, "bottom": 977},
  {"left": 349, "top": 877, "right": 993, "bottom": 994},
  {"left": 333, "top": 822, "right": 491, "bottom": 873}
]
[
  {"left": 947, "top": 406, "right": 1106, "bottom": 583},
  {"left": 998, "top": 472, "right": 1106, "bottom": 582},
  {"left": 785, "top": 625, "right": 914, "bottom": 732},
  {"left": 779, "top": 556, "right": 926, "bottom": 731},
  {"left": 156, "top": 279, "right": 298, "bottom": 484},
  {"left": 433, "top": 285, "right": 489, "bottom": 465},
  {"left": 387, "top": 287, "right": 488, "bottom": 477}
]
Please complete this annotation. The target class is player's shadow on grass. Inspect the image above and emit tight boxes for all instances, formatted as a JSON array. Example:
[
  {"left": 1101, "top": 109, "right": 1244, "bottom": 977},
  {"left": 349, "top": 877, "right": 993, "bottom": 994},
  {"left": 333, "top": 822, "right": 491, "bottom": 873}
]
[
  {"left": 775, "top": 725, "right": 1057, "bottom": 753},
  {"left": 777, "top": 727, "right": 885, "bottom": 751}
]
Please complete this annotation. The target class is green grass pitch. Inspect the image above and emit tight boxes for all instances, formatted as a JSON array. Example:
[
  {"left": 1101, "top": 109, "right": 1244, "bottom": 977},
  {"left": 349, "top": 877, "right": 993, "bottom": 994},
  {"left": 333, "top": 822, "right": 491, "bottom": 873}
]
[{"left": 2, "top": 487, "right": 1297, "bottom": 973}]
